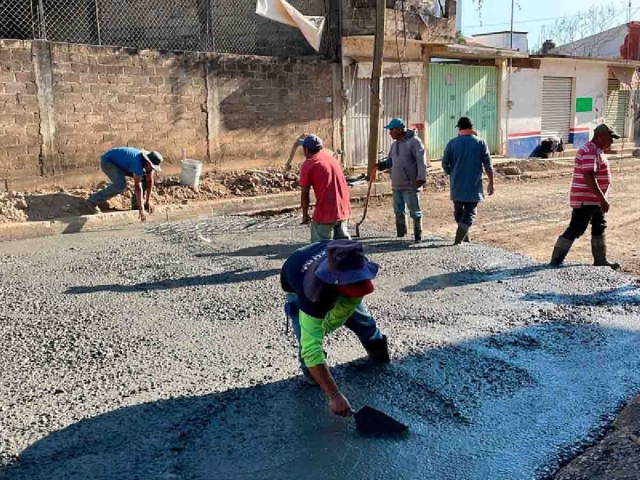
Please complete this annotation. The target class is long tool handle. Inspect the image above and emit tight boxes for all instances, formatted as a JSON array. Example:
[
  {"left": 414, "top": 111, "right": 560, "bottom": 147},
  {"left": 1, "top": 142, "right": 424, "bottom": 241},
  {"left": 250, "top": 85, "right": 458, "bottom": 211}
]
[{"left": 355, "top": 167, "right": 377, "bottom": 238}]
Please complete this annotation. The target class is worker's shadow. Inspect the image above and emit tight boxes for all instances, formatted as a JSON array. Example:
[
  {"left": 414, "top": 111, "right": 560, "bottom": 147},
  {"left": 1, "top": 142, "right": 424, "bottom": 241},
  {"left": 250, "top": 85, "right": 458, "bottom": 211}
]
[
  {"left": 193, "top": 238, "right": 447, "bottom": 262},
  {"left": 65, "top": 267, "right": 280, "bottom": 294},
  {"left": 522, "top": 285, "right": 640, "bottom": 306},
  {"left": 4, "top": 322, "right": 640, "bottom": 480},
  {"left": 402, "top": 265, "right": 553, "bottom": 292}
]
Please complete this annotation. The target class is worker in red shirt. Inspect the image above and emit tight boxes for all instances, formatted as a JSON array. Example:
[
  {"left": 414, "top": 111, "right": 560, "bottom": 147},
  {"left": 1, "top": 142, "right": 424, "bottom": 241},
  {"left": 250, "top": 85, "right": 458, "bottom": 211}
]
[{"left": 299, "top": 135, "right": 352, "bottom": 242}]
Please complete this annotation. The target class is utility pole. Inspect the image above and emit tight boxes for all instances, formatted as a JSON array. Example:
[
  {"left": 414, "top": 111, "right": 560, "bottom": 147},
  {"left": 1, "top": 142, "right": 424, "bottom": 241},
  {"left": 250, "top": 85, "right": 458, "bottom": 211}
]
[{"left": 367, "top": 0, "right": 386, "bottom": 179}]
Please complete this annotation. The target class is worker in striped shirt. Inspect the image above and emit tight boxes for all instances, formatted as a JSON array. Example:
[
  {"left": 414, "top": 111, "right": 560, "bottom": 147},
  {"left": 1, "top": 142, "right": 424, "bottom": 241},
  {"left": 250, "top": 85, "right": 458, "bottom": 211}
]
[{"left": 550, "top": 124, "right": 620, "bottom": 269}]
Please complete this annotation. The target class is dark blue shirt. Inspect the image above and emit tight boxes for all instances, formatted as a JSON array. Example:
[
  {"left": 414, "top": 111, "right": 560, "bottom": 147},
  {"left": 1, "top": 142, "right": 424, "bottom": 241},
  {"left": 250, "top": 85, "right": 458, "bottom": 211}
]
[
  {"left": 281, "top": 242, "right": 338, "bottom": 319},
  {"left": 102, "top": 147, "right": 145, "bottom": 177}
]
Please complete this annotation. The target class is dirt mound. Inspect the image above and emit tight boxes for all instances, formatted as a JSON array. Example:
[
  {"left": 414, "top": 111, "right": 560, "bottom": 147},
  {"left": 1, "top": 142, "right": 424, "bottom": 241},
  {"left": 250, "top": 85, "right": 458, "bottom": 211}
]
[
  {"left": 495, "top": 160, "right": 568, "bottom": 176},
  {"left": 0, "top": 192, "right": 28, "bottom": 223}
]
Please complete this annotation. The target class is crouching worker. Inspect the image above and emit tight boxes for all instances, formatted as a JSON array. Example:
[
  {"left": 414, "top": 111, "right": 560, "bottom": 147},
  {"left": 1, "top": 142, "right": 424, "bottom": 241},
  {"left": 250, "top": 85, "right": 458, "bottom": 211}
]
[
  {"left": 87, "top": 147, "right": 163, "bottom": 222},
  {"left": 281, "top": 240, "right": 390, "bottom": 417}
]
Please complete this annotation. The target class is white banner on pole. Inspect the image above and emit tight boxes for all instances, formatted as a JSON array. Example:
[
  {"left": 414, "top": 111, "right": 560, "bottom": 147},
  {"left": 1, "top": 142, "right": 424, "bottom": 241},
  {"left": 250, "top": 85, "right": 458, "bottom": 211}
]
[{"left": 255, "top": 0, "right": 326, "bottom": 52}]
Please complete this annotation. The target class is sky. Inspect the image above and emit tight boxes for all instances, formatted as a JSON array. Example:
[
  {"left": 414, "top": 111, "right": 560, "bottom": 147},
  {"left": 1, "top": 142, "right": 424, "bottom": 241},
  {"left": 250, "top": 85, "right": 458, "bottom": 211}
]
[{"left": 460, "top": 0, "right": 640, "bottom": 51}]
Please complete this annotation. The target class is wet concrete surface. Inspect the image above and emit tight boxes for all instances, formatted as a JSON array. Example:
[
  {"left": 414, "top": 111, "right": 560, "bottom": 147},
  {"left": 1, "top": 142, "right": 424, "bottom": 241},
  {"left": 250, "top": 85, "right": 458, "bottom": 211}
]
[{"left": 0, "top": 216, "right": 639, "bottom": 479}]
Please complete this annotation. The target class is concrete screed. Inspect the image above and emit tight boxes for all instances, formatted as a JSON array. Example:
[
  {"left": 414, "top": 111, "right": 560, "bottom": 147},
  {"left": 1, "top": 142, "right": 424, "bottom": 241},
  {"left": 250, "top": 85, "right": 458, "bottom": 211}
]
[{"left": 0, "top": 215, "right": 639, "bottom": 480}]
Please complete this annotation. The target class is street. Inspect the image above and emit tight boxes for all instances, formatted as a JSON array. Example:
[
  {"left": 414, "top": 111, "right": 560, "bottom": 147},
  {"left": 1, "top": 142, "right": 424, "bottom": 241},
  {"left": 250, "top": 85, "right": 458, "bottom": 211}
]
[{"left": 0, "top": 213, "right": 639, "bottom": 479}]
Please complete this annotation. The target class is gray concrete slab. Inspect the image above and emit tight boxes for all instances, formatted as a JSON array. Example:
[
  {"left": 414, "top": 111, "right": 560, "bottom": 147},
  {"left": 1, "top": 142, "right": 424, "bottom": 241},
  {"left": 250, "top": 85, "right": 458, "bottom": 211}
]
[{"left": 0, "top": 216, "right": 638, "bottom": 480}]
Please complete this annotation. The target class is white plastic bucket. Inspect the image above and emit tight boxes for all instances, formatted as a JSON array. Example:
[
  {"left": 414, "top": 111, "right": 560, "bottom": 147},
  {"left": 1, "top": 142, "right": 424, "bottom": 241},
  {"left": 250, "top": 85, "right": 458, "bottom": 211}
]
[{"left": 180, "top": 159, "right": 203, "bottom": 190}]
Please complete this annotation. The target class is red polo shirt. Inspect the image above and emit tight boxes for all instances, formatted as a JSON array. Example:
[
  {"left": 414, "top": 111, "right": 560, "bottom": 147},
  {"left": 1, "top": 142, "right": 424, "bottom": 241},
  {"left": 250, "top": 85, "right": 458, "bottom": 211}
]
[
  {"left": 569, "top": 141, "right": 612, "bottom": 208},
  {"left": 299, "top": 150, "right": 351, "bottom": 224}
]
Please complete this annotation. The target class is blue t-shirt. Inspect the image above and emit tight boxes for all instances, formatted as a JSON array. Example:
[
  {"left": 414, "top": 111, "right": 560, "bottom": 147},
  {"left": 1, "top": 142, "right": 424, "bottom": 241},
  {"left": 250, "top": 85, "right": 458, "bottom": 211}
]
[
  {"left": 280, "top": 242, "right": 338, "bottom": 319},
  {"left": 102, "top": 147, "right": 145, "bottom": 177}
]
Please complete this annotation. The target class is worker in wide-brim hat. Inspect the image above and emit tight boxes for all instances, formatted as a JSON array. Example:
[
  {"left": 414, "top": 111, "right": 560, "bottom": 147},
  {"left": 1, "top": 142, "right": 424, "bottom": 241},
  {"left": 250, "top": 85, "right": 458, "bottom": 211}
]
[
  {"left": 281, "top": 239, "right": 390, "bottom": 417},
  {"left": 87, "top": 147, "right": 163, "bottom": 222}
]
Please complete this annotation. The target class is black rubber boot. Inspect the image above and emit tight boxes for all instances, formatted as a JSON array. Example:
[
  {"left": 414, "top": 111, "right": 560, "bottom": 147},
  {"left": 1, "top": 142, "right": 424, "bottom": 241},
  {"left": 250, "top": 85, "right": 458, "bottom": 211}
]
[
  {"left": 549, "top": 236, "right": 574, "bottom": 267},
  {"left": 592, "top": 235, "right": 620, "bottom": 270},
  {"left": 549, "top": 237, "right": 573, "bottom": 267},
  {"left": 396, "top": 220, "right": 407, "bottom": 238},
  {"left": 413, "top": 218, "right": 423, "bottom": 243},
  {"left": 365, "top": 335, "right": 390, "bottom": 364},
  {"left": 454, "top": 225, "right": 469, "bottom": 245}
]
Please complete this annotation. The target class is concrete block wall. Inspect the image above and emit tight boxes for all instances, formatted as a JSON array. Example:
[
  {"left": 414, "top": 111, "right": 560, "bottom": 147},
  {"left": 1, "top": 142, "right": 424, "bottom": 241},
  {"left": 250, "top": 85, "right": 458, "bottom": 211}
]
[
  {"left": 0, "top": 40, "right": 41, "bottom": 180},
  {"left": 0, "top": 40, "right": 335, "bottom": 190}
]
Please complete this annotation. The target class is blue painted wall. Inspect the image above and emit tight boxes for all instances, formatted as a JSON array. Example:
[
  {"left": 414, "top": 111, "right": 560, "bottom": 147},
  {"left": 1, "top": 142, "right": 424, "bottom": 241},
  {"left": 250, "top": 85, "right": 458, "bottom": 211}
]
[
  {"left": 569, "top": 131, "right": 590, "bottom": 149},
  {"left": 507, "top": 136, "right": 541, "bottom": 158}
]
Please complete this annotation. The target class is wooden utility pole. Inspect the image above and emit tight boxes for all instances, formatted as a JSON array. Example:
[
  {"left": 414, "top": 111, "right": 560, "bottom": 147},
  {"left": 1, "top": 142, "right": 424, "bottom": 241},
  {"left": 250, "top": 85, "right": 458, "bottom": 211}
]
[{"left": 367, "top": 0, "right": 386, "bottom": 178}]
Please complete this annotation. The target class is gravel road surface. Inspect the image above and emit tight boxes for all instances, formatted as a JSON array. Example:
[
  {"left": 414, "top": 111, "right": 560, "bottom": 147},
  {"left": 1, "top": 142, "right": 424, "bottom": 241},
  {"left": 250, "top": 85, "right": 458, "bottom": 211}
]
[{"left": 0, "top": 215, "right": 639, "bottom": 480}]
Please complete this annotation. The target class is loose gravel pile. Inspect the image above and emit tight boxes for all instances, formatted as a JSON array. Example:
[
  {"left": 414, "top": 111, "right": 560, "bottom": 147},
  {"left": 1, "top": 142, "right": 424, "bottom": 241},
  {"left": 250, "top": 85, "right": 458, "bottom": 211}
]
[{"left": 0, "top": 218, "right": 638, "bottom": 480}]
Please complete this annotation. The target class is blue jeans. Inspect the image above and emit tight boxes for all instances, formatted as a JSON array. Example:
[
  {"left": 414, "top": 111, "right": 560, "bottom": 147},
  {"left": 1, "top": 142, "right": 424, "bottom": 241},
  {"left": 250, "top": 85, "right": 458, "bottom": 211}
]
[
  {"left": 392, "top": 190, "right": 422, "bottom": 227},
  {"left": 89, "top": 160, "right": 128, "bottom": 205},
  {"left": 285, "top": 293, "right": 382, "bottom": 372}
]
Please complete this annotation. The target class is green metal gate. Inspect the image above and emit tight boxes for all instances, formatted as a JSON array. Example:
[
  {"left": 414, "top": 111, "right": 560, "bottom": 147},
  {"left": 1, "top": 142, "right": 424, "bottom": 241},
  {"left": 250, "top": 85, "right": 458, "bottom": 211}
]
[{"left": 428, "top": 64, "right": 498, "bottom": 159}]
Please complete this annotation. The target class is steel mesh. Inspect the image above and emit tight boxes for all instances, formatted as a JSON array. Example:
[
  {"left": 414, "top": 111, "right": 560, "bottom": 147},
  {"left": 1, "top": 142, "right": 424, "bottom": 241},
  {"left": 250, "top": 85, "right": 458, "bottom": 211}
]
[{"left": 1, "top": 0, "right": 330, "bottom": 57}]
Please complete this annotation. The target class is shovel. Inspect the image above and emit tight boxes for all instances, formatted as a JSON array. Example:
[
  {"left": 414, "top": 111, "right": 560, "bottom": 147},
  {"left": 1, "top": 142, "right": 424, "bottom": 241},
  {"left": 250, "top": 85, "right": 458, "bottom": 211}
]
[{"left": 351, "top": 405, "right": 408, "bottom": 435}]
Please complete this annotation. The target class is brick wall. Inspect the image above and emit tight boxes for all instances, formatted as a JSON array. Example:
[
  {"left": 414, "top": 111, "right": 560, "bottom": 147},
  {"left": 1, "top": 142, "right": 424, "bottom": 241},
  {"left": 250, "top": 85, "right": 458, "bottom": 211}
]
[
  {"left": 0, "top": 40, "right": 41, "bottom": 180},
  {"left": 50, "top": 44, "right": 208, "bottom": 172},
  {"left": 214, "top": 55, "right": 333, "bottom": 162},
  {"left": 0, "top": 40, "right": 335, "bottom": 189}
]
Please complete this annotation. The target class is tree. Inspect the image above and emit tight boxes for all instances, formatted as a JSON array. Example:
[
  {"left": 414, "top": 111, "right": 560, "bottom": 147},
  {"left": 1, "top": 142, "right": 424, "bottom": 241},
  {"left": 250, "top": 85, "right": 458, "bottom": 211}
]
[{"left": 536, "top": 4, "right": 624, "bottom": 57}]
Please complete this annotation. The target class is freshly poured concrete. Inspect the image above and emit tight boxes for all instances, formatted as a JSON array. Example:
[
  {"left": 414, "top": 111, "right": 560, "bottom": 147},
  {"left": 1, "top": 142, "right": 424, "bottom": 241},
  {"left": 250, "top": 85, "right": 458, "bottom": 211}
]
[{"left": 0, "top": 217, "right": 638, "bottom": 479}]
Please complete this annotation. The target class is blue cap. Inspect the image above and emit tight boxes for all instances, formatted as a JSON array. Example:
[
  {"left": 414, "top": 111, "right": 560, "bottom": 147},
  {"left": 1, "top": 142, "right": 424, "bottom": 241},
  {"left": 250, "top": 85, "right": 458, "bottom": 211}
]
[
  {"left": 384, "top": 118, "right": 406, "bottom": 130},
  {"left": 302, "top": 134, "right": 324, "bottom": 150}
]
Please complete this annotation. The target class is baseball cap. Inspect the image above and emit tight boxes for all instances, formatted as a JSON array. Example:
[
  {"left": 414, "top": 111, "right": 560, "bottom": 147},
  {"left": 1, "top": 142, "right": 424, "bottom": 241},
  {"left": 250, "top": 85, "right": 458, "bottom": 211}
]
[
  {"left": 456, "top": 117, "right": 473, "bottom": 129},
  {"left": 384, "top": 118, "right": 406, "bottom": 130},
  {"left": 143, "top": 151, "right": 163, "bottom": 172},
  {"left": 302, "top": 135, "right": 324, "bottom": 150},
  {"left": 594, "top": 123, "right": 621, "bottom": 139}
]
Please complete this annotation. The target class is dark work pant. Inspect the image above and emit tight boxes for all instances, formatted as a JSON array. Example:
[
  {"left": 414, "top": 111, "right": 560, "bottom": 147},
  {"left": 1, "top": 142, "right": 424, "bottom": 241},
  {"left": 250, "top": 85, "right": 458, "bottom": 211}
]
[
  {"left": 454, "top": 201, "right": 478, "bottom": 228},
  {"left": 561, "top": 205, "right": 607, "bottom": 240}
]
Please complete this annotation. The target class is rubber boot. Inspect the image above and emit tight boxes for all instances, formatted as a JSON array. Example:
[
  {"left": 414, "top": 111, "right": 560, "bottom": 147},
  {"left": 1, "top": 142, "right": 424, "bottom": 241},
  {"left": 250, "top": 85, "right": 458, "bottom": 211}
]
[
  {"left": 396, "top": 220, "right": 407, "bottom": 238},
  {"left": 365, "top": 335, "right": 390, "bottom": 364},
  {"left": 549, "top": 236, "right": 573, "bottom": 267},
  {"left": 454, "top": 225, "right": 469, "bottom": 245},
  {"left": 413, "top": 218, "right": 423, "bottom": 243},
  {"left": 592, "top": 235, "right": 620, "bottom": 270}
]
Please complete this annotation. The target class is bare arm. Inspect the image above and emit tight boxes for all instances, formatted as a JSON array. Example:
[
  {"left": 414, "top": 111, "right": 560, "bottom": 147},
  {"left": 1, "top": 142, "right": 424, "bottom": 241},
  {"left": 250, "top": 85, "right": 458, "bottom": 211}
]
[
  {"left": 132, "top": 175, "right": 146, "bottom": 222},
  {"left": 144, "top": 172, "right": 154, "bottom": 213},
  {"left": 583, "top": 171, "right": 609, "bottom": 212},
  {"left": 308, "top": 364, "right": 352, "bottom": 416},
  {"left": 301, "top": 186, "right": 311, "bottom": 223}
]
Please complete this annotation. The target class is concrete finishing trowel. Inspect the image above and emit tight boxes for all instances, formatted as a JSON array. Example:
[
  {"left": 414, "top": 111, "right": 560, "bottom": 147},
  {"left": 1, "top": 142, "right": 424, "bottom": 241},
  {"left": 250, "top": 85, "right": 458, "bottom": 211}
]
[{"left": 352, "top": 405, "right": 408, "bottom": 435}]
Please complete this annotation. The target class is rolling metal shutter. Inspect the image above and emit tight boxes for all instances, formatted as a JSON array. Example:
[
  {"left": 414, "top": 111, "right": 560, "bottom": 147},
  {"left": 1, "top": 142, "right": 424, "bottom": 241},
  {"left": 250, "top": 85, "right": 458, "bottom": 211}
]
[
  {"left": 541, "top": 76, "right": 573, "bottom": 143},
  {"left": 606, "top": 78, "right": 630, "bottom": 136}
]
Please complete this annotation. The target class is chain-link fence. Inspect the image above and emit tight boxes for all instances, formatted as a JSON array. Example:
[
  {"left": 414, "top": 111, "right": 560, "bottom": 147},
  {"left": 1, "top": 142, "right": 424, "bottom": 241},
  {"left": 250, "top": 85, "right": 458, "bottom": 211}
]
[{"left": 0, "top": 0, "right": 331, "bottom": 57}]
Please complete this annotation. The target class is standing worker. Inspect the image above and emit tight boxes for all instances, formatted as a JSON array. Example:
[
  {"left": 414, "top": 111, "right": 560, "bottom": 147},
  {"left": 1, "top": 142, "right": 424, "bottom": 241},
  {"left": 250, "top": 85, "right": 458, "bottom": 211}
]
[
  {"left": 281, "top": 239, "right": 390, "bottom": 417},
  {"left": 376, "top": 118, "right": 428, "bottom": 243},
  {"left": 550, "top": 124, "right": 620, "bottom": 269},
  {"left": 442, "top": 117, "right": 495, "bottom": 245},
  {"left": 87, "top": 147, "right": 163, "bottom": 222},
  {"left": 299, "top": 135, "right": 352, "bottom": 242}
]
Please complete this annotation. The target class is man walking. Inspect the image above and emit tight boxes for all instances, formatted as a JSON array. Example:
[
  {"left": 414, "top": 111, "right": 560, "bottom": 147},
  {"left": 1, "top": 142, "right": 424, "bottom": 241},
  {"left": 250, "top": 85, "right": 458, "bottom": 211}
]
[
  {"left": 442, "top": 117, "right": 495, "bottom": 245},
  {"left": 376, "top": 118, "right": 428, "bottom": 243},
  {"left": 281, "top": 239, "right": 390, "bottom": 417},
  {"left": 88, "top": 147, "right": 163, "bottom": 222},
  {"left": 550, "top": 124, "right": 620, "bottom": 269},
  {"left": 299, "top": 135, "right": 351, "bottom": 242}
]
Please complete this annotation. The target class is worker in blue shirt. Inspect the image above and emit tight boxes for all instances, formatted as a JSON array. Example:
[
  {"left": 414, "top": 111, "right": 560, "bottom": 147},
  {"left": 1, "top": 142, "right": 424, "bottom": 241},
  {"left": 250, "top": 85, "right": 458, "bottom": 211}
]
[{"left": 87, "top": 147, "right": 163, "bottom": 222}]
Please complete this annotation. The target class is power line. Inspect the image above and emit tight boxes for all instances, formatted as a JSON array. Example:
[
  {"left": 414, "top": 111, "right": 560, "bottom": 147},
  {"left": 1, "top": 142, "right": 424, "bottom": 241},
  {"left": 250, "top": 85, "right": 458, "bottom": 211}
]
[{"left": 464, "top": 8, "right": 630, "bottom": 29}]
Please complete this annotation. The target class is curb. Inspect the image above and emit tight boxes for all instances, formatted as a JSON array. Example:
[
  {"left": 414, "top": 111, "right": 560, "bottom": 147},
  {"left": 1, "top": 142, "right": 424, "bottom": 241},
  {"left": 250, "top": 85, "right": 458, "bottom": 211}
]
[{"left": 0, "top": 182, "right": 393, "bottom": 242}]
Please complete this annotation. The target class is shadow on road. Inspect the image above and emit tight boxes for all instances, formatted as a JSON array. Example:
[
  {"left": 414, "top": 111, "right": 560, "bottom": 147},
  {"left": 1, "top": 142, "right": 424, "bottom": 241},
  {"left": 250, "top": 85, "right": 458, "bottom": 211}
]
[
  {"left": 523, "top": 285, "right": 640, "bottom": 306},
  {"left": 3, "top": 323, "right": 639, "bottom": 480},
  {"left": 65, "top": 267, "right": 280, "bottom": 294},
  {"left": 402, "top": 265, "right": 551, "bottom": 292}
]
